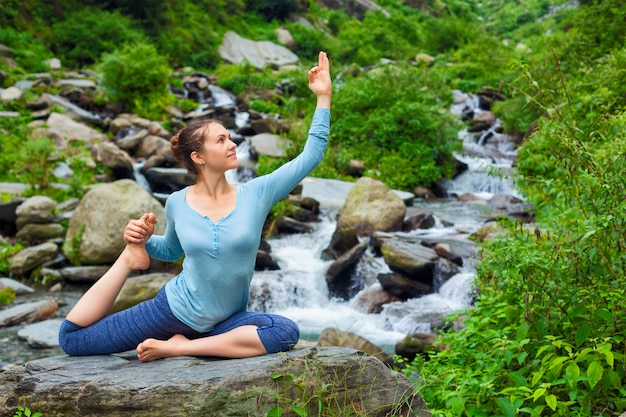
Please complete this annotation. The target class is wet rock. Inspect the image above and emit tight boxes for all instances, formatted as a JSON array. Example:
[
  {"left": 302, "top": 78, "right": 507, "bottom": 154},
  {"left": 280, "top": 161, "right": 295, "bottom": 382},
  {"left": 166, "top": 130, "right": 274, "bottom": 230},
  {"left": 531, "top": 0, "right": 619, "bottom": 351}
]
[
  {"left": 380, "top": 239, "right": 438, "bottom": 286},
  {"left": 110, "top": 273, "right": 174, "bottom": 313},
  {"left": 321, "top": 221, "right": 359, "bottom": 261},
  {"left": 62, "top": 179, "right": 166, "bottom": 265},
  {"left": 338, "top": 177, "right": 406, "bottom": 236},
  {"left": 0, "top": 347, "right": 428, "bottom": 417},
  {"left": 352, "top": 285, "right": 400, "bottom": 314},
  {"left": 325, "top": 241, "right": 367, "bottom": 300},
  {"left": 218, "top": 31, "right": 299, "bottom": 70},
  {"left": 17, "top": 319, "right": 63, "bottom": 348},
  {"left": 395, "top": 332, "right": 449, "bottom": 361},
  {"left": 402, "top": 210, "right": 435, "bottom": 231},
  {"left": 9, "top": 242, "right": 58, "bottom": 276},
  {"left": 318, "top": 328, "right": 394, "bottom": 366},
  {"left": 0, "top": 299, "right": 58, "bottom": 327},
  {"left": 378, "top": 272, "right": 433, "bottom": 300},
  {"left": 0, "top": 278, "right": 34, "bottom": 295}
]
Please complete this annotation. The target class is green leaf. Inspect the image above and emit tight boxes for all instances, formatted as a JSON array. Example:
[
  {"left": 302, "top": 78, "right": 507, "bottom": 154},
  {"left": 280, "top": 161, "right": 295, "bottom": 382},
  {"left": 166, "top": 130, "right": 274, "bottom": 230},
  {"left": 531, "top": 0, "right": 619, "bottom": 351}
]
[
  {"left": 508, "top": 372, "right": 528, "bottom": 387},
  {"left": 545, "top": 394, "right": 557, "bottom": 411},
  {"left": 595, "top": 308, "right": 613, "bottom": 322},
  {"left": 575, "top": 324, "right": 591, "bottom": 347},
  {"left": 496, "top": 397, "right": 516, "bottom": 417},
  {"left": 267, "top": 407, "right": 283, "bottom": 417},
  {"left": 565, "top": 362, "right": 581, "bottom": 387},
  {"left": 451, "top": 396, "right": 465, "bottom": 415},
  {"left": 532, "top": 387, "right": 546, "bottom": 402},
  {"left": 587, "top": 361, "right": 604, "bottom": 389},
  {"left": 516, "top": 322, "right": 530, "bottom": 341},
  {"left": 292, "top": 406, "right": 308, "bottom": 417}
]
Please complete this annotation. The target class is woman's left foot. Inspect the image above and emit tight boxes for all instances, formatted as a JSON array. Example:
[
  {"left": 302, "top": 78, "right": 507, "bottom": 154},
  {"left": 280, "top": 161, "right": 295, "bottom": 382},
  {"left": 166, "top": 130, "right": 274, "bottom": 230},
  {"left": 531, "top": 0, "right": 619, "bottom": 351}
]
[{"left": 137, "top": 334, "right": 190, "bottom": 362}]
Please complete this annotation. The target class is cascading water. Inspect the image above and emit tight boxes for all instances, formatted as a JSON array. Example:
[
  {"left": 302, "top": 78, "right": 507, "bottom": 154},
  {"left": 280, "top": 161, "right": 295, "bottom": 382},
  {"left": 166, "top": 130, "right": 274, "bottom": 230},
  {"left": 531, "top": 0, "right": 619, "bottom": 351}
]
[{"left": 243, "top": 90, "right": 520, "bottom": 353}]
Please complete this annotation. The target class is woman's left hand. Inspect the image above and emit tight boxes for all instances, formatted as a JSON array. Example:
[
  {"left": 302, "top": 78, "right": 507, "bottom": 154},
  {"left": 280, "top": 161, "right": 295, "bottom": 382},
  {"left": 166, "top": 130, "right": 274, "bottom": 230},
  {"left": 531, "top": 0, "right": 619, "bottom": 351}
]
[{"left": 308, "top": 51, "right": 332, "bottom": 99}]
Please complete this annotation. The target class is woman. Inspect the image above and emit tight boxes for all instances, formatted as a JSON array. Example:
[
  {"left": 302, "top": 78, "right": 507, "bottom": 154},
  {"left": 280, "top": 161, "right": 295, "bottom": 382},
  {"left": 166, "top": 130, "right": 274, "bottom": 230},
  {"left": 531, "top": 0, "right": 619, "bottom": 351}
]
[{"left": 58, "top": 51, "right": 332, "bottom": 362}]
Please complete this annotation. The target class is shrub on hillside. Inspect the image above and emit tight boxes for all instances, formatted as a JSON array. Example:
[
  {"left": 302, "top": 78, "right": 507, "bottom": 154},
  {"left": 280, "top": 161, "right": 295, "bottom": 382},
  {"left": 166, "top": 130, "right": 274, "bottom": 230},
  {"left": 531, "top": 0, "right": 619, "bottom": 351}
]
[
  {"left": 49, "top": 7, "right": 146, "bottom": 68},
  {"left": 330, "top": 64, "right": 462, "bottom": 190},
  {"left": 99, "top": 42, "right": 173, "bottom": 119}
]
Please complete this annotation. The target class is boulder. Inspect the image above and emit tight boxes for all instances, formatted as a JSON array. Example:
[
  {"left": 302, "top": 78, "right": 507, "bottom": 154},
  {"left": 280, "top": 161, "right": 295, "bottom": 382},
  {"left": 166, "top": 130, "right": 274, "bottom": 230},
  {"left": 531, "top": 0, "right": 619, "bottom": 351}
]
[
  {"left": 380, "top": 239, "right": 439, "bottom": 286},
  {"left": 218, "top": 31, "right": 299, "bottom": 70},
  {"left": 338, "top": 177, "right": 406, "bottom": 236},
  {"left": 62, "top": 179, "right": 166, "bottom": 265},
  {"left": 0, "top": 348, "right": 430, "bottom": 417},
  {"left": 31, "top": 112, "right": 106, "bottom": 149},
  {"left": 8, "top": 242, "right": 58, "bottom": 276},
  {"left": 110, "top": 273, "right": 174, "bottom": 313},
  {"left": 318, "top": 328, "right": 394, "bottom": 366}
]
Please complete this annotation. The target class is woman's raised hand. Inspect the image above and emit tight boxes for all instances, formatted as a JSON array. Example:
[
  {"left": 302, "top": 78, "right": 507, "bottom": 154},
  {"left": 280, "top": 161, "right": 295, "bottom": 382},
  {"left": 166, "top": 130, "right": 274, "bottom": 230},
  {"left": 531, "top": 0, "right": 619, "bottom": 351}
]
[
  {"left": 308, "top": 51, "right": 332, "bottom": 107},
  {"left": 124, "top": 213, "right": 157, "bottom": 244}
]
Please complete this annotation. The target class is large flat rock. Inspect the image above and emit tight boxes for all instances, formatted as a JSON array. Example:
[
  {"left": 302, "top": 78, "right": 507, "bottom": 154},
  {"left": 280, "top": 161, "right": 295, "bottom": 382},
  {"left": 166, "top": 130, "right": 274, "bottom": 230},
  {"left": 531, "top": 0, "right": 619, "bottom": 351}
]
[{"left": 0, "top": 347, "right": 429, "bottom": 417}]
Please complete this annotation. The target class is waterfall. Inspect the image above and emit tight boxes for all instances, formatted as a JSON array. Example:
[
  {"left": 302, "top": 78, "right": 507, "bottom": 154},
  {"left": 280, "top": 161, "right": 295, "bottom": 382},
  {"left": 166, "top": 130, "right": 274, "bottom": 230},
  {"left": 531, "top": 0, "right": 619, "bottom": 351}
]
[{"left": 249, "top": 90, "right": 519, "bottom": 353}]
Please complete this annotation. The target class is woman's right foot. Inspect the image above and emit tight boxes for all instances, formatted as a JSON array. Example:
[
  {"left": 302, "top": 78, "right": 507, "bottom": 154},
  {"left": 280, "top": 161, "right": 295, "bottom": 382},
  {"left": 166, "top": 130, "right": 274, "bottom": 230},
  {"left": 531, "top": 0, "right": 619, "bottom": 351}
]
[{"left": 121, "top": 243, "right": 150, "bottom": 271}]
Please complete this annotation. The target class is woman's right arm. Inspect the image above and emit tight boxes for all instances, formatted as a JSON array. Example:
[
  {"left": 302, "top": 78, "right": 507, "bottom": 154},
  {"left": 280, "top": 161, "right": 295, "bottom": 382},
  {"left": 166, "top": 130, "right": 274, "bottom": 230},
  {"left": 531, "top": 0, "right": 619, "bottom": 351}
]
[{"left": 143, "top": 198, "right": 184, "bottom": 262}]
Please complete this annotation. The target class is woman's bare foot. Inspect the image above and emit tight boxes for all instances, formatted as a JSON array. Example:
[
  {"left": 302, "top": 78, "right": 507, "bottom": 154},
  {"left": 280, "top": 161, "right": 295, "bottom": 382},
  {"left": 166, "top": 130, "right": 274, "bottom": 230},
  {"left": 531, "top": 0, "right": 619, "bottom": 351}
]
[
  {"left": 120, "top": 243, "right": 150, "bottom": 271},
  {"left": 137, "top": 334, "right": 190, "bottom": 362}
]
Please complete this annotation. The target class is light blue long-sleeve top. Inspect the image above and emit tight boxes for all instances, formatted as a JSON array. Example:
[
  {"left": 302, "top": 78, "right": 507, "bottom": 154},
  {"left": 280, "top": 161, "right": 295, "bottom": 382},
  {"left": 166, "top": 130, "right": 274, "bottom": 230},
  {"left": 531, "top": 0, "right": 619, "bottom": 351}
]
[{"left": 144, "top": 108, "right": 330, "bottom": 332}]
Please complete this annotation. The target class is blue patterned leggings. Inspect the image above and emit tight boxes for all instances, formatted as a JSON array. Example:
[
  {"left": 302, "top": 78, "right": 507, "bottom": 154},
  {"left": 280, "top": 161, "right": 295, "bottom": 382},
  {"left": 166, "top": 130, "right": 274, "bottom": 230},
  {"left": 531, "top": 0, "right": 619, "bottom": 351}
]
[{"left": 58, "top": 286, "right": 299, "bottom": 356}]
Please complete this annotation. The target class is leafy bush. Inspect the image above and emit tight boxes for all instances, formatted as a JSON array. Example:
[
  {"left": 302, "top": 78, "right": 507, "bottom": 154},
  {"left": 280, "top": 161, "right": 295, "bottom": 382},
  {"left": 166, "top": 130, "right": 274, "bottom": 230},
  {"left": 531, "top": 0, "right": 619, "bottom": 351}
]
[
  {"left": 214, "top": 63, "right": 276, "bottom": 95},
  {"left": 49, "top": 7, "right": 146, "bottom": 68},
  {"left": 0, "top": 28, "right": 52, "bottom": 74},
  {"left": 330, "top": 64, "right": 462, "bottom": 189},
  {"left": 409, "top": 56, "right": 626, "bottom": 417},
  {"left": 99, "top": 41, "right": 173, "bottom": 118},
  {"left": 245, "top": 0, "right": 296, "bottom": 21}
]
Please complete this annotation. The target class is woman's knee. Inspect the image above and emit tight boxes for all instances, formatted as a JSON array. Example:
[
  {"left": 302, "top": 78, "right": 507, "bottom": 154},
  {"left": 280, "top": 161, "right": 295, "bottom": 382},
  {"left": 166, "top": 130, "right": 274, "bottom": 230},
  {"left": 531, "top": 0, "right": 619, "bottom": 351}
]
[
  {"left": 257, "top": 315, "right": 300, "bottom": 353},
  {"left": 58, "top": 319, "right": 83, "bottom": 355}
]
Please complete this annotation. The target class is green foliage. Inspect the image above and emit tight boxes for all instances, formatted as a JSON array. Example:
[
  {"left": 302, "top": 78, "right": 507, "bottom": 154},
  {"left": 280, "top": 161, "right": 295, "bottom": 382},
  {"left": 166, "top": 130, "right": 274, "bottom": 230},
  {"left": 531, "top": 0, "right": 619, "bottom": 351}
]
[
  {"left": 18, "top": 137, "right": 56, "bottom": 192},
  {"left": 99, "top": 41, "right": 173, "bottom": 119},
  {"left": 330, "top": 64, "right": 462, "bottom": 189},
  {"left": 0, "top": 287, "right": 16, "bottom": 305},
  {"left": 0, "top": 27, "right": 51, "bottom": 73},
  {"left": 0, "top": 240, "right": 23, "bottom": 275},
  {"left": 332, "top": 10, "right": 425, "bottom": 65},
  {"left": 12, "top": 406, "right": 42, "bottom": 417},
  {"left": 48, "top": 7, "right": 146, "bottom": 68},
  {"left": 408, "top": 52, "right": 626, "bottom": 416},
  {"left": 215, "top": 62, "right": 276, "bottom": 95},
  {"left": 245, "top": 0, "right": 296, "bottom": 21}
]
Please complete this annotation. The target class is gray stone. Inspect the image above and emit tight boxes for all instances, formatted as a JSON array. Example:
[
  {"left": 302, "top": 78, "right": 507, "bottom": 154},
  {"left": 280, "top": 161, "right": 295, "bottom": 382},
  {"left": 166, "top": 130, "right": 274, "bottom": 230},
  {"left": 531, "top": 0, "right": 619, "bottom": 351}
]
[
  {"left": 62, "top": 179, "right": 166, "bottom": 265},
  {"left": 0, "top": 347, "right": 429, "bottom": 417},
  {"left": 0, "top": 277, "right": 34, "bottom": 294},
  {"left": 17, "top": 318, "right": 63, "bottom": 348},
  {"left": 218, "top": 31, "right": 299, "bottom": 70},
  {"left": 31, "top": 111, "right": 106, "bottom": 149},
  {"left": 8, "top": 242, "right": 58, "bottom": 275},
  {"left": 338, "top": 177, "right": 407, "bottom": 236},
  {"left": 15, "top": 195, "right": 56, "bottom": 226},
  {"left": 110, "top": 273, "right": 174, "bottom": 313},
  {"left": 57, "top": 265, "right": 111, "bottom": 282},
  {"left": 0, "top": 299, "right": 58, "bottom": 327},
  {"left": 301, "top": 177, "right": 414, "bottom": 208},
  {"left": 57, "top": 79, "right": 96, "bottom": 88},
  {"left": 250, "top": 132, "right": 292, "bottom": 157},
  {"left": 1, "top": 86, "right": 22, "bottom": 102},
  {"left": 380, "top": 239, "right": 438, "bottom": 281}
]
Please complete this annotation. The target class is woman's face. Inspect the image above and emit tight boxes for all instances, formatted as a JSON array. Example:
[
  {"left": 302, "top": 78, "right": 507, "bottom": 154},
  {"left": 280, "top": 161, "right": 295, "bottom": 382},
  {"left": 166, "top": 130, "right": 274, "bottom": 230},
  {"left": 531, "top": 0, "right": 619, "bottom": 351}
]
[{"left": 200, "top": 123, "right": 239, "bottom": 172}]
